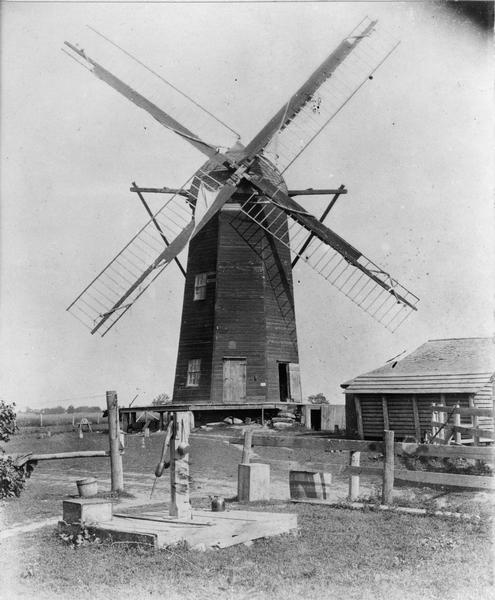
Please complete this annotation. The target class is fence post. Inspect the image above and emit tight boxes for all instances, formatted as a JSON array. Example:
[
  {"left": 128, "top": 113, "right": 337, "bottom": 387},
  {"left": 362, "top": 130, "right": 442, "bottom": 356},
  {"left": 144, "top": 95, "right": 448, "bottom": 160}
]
[
  {"left": 438, "top": 408, "right": 446, "bottom": 442},
  {"left": 241, "top": 429, "right": 253, "bottom": 464},
  {"left": 382, "top": 430, "right": 395, "bottom": 505},
  {"left": 40, "top": 412, "right": 43, "bottom": 427},
  {"left": 431, "top": 402, "right": 438, "bottom": 441},
  {"left": 348, "top": 451, "right": 360, "bottom": 501},
  {"left": 454, "top": 404, "right": 461, "bottom": 444},
  {"left": 106, "top": 390, "right": 124, "bottom": 493}
]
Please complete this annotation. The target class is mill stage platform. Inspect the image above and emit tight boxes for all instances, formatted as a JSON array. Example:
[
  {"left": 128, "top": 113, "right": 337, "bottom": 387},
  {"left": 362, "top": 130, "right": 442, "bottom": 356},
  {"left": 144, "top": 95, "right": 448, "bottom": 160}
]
[{"left": 120, "top": 402, "right": 304, "bottom": 431}]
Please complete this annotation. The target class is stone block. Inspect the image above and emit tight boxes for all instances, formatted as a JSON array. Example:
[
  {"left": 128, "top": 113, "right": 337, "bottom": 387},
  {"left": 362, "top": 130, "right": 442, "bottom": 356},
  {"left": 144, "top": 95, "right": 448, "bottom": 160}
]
[
  {"left": 63, "top": 498, "right": 113, "bottom": 525},
  {"left": 238, "top": 463, "right": 270, "bottom": 501}
]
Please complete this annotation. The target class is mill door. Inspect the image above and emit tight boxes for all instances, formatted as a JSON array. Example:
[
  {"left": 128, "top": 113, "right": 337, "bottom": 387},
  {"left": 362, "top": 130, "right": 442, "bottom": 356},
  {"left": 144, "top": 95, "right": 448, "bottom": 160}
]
[{"left": 223, "top": 358, "right": 247, "bottom": 403}]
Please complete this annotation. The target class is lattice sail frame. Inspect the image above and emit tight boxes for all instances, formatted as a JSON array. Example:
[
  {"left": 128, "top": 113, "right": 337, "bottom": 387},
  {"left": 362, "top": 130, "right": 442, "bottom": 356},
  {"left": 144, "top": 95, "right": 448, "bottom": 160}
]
[
  {"left": 264, "top": 17, "right": 400, "bottom": 173},
  {"left": 236, "top": 197, "right": 419, "bottom": 332},
  {"left": 67, "top": 166, "right": 228, "bottom": 336}
]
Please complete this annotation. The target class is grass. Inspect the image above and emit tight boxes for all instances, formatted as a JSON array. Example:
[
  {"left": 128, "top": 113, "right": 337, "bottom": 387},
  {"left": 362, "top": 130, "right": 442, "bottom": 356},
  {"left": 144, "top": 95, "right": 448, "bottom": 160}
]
[
  {"left": 1, "top": 429, "right": 494, "bottom": 599},
  {"left": 2, "top": 501, "right": 493, "bottom": 600}
]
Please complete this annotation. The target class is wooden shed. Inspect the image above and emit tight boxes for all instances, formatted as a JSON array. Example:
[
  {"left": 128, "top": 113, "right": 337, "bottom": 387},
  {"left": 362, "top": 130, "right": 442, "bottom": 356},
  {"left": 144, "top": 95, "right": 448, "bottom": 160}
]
[{"left": 342, "top": 337, "right": 494, "bottom": 441}]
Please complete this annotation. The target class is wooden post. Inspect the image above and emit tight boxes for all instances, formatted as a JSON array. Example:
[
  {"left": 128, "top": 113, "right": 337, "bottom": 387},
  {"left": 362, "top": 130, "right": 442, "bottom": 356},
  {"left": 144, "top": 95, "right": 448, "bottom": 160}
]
[
  {"left": 106, "top": 390, "right": 124, "bottom": 493},
  {"left": 348, "top": 451, "right": 360, "bottom": 501},
  {"left": 469, "top": 395, "right": 479, "bottom": 446},
  {"left": 412, "top": 395, "right": 421, "bottom": 441},
  {"left": 454, "top": 404, "right": 462, "bottom": 444},
  {"left": 431, "top": 402, "right": 438, "bottom": 441},
  {"left": 382, "top": 430, "right": 395, "bottom": 505},
  {"left": 72, "top": 414, "right": 75, "bottom": 428},
  {"left": 438, "top": 406, "right": 446, "bottom": 442},
  {"left": 303, "top": 405, "right": 312, "bottom": 430},
  {"left": 261, "top": 407, "right": 265, "bottom": 426},
  {"left": 170, "top": 411, "right": 192, "bottom": 520},
  {"left": 354, "top": 396, "right": 364, "bottom": 440},
  {"left": 381, "top": 395, "right": 389, "bottom": 431},
  {"left": 40, "top": 413, "right": 43, "bottom": 427},
  {"left": 241, "top": 429, "right": 253, "bottom": 464}
]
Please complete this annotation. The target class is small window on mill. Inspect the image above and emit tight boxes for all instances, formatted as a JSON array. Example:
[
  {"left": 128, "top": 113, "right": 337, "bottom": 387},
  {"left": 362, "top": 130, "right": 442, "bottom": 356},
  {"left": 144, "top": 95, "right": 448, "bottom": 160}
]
[
  {"left": 194, "top": 273, "right": 207, "bottom": 301},
  {"left": 186, "top": 359, "right": 201, "bottom": 387}
]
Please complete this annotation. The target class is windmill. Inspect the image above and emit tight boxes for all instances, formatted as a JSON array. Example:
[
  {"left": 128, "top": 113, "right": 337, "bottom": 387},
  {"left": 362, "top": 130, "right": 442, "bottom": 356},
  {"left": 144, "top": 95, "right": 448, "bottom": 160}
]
[{"left": 64, "top": 18, "right": 419, "bottom": 408}]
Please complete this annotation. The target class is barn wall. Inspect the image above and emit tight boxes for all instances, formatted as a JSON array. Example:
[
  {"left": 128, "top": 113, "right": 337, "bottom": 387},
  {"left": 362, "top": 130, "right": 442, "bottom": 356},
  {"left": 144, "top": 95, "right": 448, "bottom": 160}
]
[{"left": 344, "top": 392, "right": 473, "bottom": 440}]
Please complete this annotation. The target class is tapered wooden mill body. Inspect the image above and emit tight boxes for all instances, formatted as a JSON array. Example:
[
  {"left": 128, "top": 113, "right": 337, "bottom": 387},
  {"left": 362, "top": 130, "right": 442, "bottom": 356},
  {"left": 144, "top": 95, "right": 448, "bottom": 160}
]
[{"left": 172, "top": 162, "right": 302, "bottom": 405}]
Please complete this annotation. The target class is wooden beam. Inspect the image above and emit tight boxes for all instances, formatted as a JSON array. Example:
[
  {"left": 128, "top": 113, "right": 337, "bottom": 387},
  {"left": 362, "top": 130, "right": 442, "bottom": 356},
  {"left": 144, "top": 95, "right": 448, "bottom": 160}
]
[
  {"left": 394, "top": 469, "right": 493, "bottom": 491},
  {"left": 241, "top": 430, "right": 253, "bottom": 464},
  {"left": 355, "top": 396, "right": 364, "bottom": 440},
  {"left": 411, "top": 395, "right": 421, "bottom": 441},
  {"left": 433, "top": 406, "right": 493, "bottom": 417},
  {"left": 132, "top": 181, "right": 186, "bottom": 277},
  {"left": 348, "top": 451, "right": 360, "bottom": 501},
  {"left": 288, "top": 188, "right": 348, "bottom": 196},
  {"left": 382, "top": 430, "right": 395, "bottom": 505},
  {"left": 382, "top": 395, "right": 389, "bottom": 431},
  {"left": 107, "top": 390, "right": 124, "bottom": 493},
  {"left": 130, "top": 185, "right": 191, "bottom": 197},
  {"left": 169, "top": 411, "right": 192, "bottom": 519},
  {"left": 291, "top": 185, "right": 346, "bottom": 268}
]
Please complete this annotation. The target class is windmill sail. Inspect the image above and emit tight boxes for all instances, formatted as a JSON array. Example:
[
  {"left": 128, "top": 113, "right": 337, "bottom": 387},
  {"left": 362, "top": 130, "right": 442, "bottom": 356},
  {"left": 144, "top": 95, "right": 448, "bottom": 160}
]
[
  {"left": 63, "top": 42, "right": 234, "bottom": 169},
  {"left": 241, "top": 172, "right": 418, "bottom": 331},
  {"left": 261, "top": 18, "right": 400, "bottom": 173},
  {"left": 67, "top": 165, "right": 234, "bottom": 336}
]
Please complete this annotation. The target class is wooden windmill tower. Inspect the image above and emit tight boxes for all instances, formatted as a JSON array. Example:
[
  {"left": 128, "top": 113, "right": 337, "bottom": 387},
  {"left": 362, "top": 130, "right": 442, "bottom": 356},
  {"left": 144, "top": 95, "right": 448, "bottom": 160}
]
[{"left": 65, "top": 18, "right": 419, "bottom": 410}]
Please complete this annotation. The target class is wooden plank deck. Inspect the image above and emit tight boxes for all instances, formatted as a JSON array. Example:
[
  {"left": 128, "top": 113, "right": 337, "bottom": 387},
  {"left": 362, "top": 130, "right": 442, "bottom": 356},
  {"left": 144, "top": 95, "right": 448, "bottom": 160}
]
[{"left": 71, "top": 508, "right": 297, "bottom": 550}]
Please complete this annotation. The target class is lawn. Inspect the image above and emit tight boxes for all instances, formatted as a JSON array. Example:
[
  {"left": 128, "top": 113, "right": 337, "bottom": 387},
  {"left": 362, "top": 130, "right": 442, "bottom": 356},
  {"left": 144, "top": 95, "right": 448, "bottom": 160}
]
[
  {"left": 1, "top": 429, "right": 493, "bottom": 599},
  {"left": 2, "top": 501, "right": 493, "bottom": 600}
]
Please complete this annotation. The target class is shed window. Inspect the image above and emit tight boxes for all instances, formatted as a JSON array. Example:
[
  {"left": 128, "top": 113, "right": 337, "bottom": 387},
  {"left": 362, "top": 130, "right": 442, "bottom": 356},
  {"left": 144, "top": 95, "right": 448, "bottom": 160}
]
[
  {"left": 186, "top": 359, "right": 201, "bottom": 387},
  {"left": 194, "top": 273, "right": 207, "bottom": 300}
]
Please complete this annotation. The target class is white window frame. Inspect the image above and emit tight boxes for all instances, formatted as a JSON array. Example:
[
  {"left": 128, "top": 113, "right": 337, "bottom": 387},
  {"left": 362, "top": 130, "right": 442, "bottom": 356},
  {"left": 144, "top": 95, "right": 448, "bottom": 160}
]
[
  {"left": 186, "top": 359, "right": 201, "bottom": 387},
  {"left": 194, "top": 273, "right": 207, "bottom": 301}
]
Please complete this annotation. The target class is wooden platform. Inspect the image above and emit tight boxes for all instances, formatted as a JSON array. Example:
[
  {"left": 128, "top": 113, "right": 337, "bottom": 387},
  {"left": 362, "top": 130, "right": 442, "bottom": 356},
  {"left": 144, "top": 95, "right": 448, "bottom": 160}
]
[{"left": 61, "top": 508, "right": 297, "bottom": 550}]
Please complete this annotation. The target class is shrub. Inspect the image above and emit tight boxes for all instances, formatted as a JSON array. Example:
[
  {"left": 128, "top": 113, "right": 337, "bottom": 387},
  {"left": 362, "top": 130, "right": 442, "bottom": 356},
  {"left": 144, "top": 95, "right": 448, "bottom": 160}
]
[
  {"left": 0, "top": 400, "right": 27, "bottom": 499},
  {"left": 0, "top": 456, "right": 26, "bottom": 497}
]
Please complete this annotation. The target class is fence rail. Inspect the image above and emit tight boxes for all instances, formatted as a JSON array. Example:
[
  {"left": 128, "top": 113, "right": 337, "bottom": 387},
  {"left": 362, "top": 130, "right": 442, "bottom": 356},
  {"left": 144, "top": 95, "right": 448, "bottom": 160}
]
[{"left": 232, "top": 431, "right": 494, "bottom": 502}]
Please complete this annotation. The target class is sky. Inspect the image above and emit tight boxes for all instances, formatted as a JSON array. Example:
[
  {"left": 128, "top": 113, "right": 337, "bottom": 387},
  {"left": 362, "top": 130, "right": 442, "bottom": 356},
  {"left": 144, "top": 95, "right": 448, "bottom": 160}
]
[{"left": 1, "top": 1, "right": 493, "bottom": 410}]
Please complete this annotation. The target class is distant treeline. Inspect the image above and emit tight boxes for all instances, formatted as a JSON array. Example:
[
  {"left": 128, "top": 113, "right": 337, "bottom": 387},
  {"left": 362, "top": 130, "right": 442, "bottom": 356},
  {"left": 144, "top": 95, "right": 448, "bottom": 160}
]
[{"left": 24, "top": 405, "right": 102, "bottom": 414}]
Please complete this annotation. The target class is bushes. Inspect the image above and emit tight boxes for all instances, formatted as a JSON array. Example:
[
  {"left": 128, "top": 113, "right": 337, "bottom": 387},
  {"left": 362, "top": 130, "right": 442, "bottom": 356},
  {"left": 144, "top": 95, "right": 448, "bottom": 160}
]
[{"left": 0, "top": 399, "right": 26, "bottom": 499}]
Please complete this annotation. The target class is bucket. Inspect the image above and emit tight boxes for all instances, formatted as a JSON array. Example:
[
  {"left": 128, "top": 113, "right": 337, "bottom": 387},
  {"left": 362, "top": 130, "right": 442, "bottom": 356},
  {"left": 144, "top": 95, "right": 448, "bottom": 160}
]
[{"left": 76, "top": 477, "right": 98, "bottom": 498}]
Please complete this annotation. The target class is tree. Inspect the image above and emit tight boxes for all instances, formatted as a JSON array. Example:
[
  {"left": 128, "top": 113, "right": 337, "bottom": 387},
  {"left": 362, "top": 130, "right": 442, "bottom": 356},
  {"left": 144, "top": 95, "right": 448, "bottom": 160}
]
[
  {"left": 66, "top": 405, "right": 75, "bottom": 414},
  {"left": 0, "top": 400, "right": 26, "bottom": 498},
  {"left": 152, "top": 393, "right": 171, "bottom": 406},
  {"left": 308, "top": 393, "right": 328, "bottom": 404}
]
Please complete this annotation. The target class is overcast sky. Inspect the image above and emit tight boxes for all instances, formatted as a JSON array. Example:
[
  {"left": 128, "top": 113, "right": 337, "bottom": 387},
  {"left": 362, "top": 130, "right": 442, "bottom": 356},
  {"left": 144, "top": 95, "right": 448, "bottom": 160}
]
[{"left": 1, "top": 2, "right": 493, "bottom": 410}]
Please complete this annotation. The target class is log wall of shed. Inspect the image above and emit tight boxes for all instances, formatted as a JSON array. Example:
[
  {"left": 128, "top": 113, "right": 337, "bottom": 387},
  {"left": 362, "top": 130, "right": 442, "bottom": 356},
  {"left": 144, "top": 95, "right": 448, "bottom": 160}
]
[{"left": 345, "top": 392, "right": 474, "bottom": 440}]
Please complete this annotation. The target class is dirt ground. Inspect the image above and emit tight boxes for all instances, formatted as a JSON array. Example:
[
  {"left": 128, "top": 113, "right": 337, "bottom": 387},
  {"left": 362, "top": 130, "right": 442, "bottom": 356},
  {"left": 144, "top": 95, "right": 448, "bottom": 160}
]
[{"left": 1, "top": 426, "right": 492, "bottom": 532}]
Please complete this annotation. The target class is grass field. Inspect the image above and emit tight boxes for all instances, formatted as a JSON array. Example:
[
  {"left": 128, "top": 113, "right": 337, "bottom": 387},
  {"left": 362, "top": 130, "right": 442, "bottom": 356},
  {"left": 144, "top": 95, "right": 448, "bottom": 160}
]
[
  {"left": 1, "top": 429, "right": 493, "bottom": 599},
  {"left": 16, "top": 412, "right": 105, "bottom": 429}
]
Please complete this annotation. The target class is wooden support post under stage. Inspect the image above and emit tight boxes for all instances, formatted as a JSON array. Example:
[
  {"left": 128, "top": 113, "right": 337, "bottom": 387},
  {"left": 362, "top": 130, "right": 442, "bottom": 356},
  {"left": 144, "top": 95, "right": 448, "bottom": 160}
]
[
  {"left": 303, "top": 405, "right": 312, "bottom": 430},
  {"left": 106, "top": 390, "right": 124, "bottom": 493},
  {"left": 169, "top": 411, "right": 193, "bottom": 520}
]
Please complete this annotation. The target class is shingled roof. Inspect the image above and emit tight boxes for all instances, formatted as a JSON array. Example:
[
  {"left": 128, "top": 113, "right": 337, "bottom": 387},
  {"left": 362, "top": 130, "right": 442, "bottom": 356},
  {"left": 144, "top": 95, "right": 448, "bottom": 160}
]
[{"left": 342, "top": 337, "right": 495, "bottom": 394}]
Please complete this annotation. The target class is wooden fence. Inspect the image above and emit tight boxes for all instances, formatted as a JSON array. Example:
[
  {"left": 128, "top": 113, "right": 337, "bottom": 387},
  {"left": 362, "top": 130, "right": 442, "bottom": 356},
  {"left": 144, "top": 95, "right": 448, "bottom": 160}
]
[
  {"left": 236, "top": 430, "right": 494, "bottom": 503},
  {"left": 430, "top": 404, "right": 493, "bottom": 446}
]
